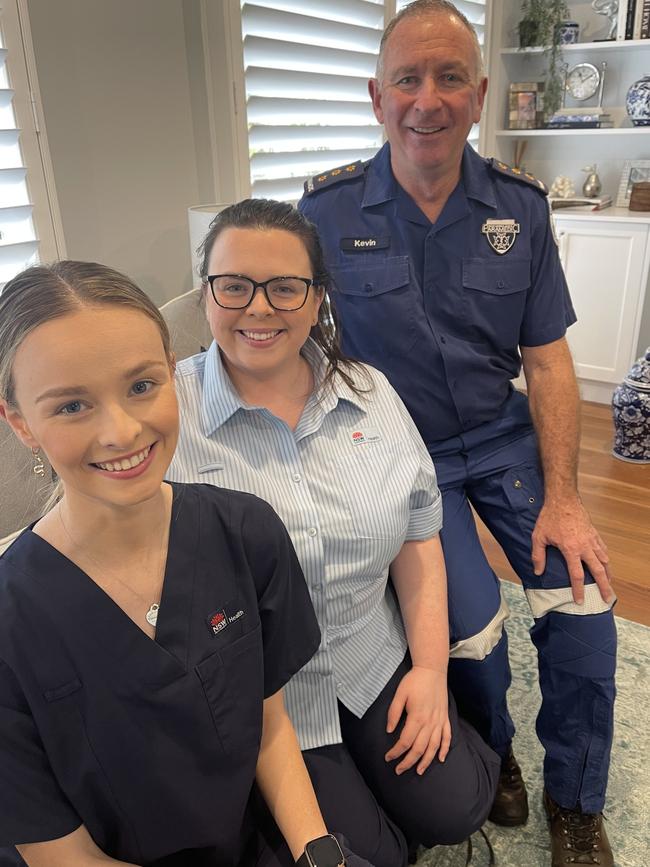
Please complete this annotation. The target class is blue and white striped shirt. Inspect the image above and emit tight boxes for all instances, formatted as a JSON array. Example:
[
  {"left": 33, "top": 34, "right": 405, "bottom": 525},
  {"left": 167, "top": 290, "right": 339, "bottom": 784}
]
[{"left": 167, "top": 339, "right": 442, "bottom": 750}]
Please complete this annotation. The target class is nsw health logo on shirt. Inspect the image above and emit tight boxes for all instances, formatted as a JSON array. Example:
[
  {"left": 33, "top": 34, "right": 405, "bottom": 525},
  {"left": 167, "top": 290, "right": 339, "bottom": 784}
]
[{"left": 351, "top": 428, "right": 381, "bottom": 446}]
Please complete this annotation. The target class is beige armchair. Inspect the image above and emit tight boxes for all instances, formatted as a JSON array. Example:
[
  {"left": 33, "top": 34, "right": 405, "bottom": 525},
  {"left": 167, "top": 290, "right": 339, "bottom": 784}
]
[
  {"left": 0, "top": 426, "right": 55, "bottom": 539},
  {"left": 160, "top": 288, "right": 212, "bottom": 362}
]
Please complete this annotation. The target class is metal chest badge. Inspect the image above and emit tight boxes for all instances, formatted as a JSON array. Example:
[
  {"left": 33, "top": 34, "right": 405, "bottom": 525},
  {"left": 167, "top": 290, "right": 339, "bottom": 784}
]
[{"left": 481, "top": 219, "right": 520, "bottom": 255}]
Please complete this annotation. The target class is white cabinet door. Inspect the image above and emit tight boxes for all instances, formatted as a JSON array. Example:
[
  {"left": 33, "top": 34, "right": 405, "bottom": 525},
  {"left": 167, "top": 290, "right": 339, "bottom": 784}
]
[{"left": 555, "top": 217, "right": 650, "bottom": 391}]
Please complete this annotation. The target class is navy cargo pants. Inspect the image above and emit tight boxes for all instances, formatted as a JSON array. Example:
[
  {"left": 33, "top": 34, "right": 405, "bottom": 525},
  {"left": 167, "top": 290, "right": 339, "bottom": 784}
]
[{"left": 429, "top": 393, "right": 616, "bottom": 813}]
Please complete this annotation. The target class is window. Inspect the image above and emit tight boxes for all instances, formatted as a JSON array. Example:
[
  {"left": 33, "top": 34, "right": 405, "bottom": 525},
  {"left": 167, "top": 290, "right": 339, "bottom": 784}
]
[
  {"left": 237, "top": 0, "right": 489, "bottom": 201},
  {"left": 239, "top": 0, "right": 385, "bottom": 201},
  {"left": 0, "top": 0, "right": 62, "bottom": 290}
]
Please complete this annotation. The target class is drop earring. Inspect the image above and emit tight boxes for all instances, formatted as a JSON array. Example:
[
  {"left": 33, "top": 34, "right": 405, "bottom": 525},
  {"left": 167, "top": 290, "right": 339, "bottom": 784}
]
[{"left": 32, "top": 447, "right": 45, "bottom": 477}]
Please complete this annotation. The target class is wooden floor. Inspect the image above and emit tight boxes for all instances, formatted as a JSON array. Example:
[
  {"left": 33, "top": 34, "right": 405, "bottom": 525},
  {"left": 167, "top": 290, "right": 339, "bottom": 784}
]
[{"left": 476, "top": 401, "right": 650, "bottom": 626}]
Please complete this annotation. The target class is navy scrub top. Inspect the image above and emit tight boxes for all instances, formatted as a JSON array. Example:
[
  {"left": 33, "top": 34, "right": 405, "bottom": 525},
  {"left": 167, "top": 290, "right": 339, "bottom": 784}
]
[{"left": 0, "top": 482, "right": 320, "bottom": 866}]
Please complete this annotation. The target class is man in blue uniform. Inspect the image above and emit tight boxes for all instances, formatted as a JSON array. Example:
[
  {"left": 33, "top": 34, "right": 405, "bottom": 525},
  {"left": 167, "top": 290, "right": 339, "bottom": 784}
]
[{"left": 299, "top": 2, "right": 617, "bottom": 865}]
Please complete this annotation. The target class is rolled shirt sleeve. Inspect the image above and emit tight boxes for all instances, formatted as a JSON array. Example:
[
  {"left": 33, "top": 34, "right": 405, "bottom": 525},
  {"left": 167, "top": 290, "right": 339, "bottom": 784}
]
[{"left": 383, "top": 375, "right": 443, "bottom": 540}]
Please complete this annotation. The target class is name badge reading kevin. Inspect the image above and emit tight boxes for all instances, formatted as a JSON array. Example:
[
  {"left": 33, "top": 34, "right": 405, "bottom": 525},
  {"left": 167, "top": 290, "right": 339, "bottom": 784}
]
[
  {"left": 341, "top": 237, "right": 390, "bottom": 252},
  {"left": 481, "top": 219, "right": 520, "bottom": 255}
]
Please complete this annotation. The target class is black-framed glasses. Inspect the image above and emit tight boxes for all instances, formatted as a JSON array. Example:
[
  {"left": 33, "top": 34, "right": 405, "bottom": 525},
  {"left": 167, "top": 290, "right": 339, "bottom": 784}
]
[{"left": 206, "top": 274, "right": 316, "bottom": 311}]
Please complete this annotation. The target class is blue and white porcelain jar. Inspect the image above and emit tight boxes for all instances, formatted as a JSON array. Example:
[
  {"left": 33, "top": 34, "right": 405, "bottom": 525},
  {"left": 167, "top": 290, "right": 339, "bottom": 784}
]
[
  {"left": 558, "top": 21, "right": 580, "bottom": 44},
  {"left": 611, "top": 347, "right": 650, "bottom": 464},
  {"left": 626, "top": 74, "right": 650, "bottom": 127}
]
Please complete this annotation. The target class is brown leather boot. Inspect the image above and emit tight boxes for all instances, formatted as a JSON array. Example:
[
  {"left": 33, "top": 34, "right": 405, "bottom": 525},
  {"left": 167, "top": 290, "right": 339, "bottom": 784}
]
[
  {"left": 544, "top": 790, "right": 613, "bottom": 867},
  {"left": 487, "top": 747, "right": 529, "bottom": 826}
]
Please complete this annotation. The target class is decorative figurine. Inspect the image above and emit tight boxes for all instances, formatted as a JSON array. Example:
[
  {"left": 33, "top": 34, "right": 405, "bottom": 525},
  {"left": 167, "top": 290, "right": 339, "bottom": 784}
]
[
  {"left": 582, "top": 165, "right": 602, "bottom": 197},
  {"left": 591, "top": 0, "right": 619, "bottom": 40},
  {"left": 612, "top": 347, "right": 650, "bottom": 464},
  {"left": 549, "top": 175, "right": 575, "bottom": 198}
]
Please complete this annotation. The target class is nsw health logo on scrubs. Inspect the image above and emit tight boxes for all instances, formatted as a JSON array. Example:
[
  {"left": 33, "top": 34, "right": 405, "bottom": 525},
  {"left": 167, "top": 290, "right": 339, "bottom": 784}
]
[{"left": 208, "top": 607, "right": 245, "bottom": 635}]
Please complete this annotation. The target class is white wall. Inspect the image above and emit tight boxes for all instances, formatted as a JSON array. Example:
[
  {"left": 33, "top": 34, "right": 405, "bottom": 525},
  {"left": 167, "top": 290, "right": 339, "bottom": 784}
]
[{"left": 26, "top": 0, "right": 204, "bottom": 304}]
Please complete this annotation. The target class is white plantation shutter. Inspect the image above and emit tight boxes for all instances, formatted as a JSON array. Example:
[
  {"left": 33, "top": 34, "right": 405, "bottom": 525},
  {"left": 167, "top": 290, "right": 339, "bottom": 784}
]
[
  {"left": 0, "top": 1, "right": 61, "bottom": 291},
  {"left": 0, "top": 37, "right": 37, "bottom": 286},
  {"left": 241, "top": 0, "right": 385, "bottom": 201},
  {"left": 239, "top": 0, "right": 489, "bottom": 200}
]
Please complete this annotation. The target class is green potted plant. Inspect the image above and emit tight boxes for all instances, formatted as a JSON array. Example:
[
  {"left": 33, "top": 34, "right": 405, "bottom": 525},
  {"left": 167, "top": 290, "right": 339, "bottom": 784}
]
[{"left": 518, "top": 0, "right": 570, "bottom": 119}]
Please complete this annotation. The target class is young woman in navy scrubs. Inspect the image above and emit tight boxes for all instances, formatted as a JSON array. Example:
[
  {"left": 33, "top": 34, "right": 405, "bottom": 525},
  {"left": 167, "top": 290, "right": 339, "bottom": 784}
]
[{"left": 0, "top": 261, "right": 365, "bottom": 867}]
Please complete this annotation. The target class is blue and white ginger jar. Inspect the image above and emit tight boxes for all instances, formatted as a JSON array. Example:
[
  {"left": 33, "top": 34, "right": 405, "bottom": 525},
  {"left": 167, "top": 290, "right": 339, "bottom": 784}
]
[
  {"left": 558, "top": 21, "right": 580, "bottom": 44},
  {"left": 626, "top": 74, "right": 650, "bottom": 127},
  {"left": 611, "top": 347, "right": 650, "bottom": 463}
]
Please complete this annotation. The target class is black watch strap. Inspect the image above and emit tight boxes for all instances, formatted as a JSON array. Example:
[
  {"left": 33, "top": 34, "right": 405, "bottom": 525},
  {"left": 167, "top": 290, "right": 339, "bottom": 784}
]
[{"left": 296, "top": 834, "right": 345, "bottom": 867}]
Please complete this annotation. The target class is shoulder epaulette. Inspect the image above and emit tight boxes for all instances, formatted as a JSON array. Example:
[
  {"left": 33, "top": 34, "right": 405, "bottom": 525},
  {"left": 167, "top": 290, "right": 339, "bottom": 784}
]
[
  {"left": 488, "top": 158, "right": 548, "bottom": 194},
  {"left": 303, "top": 161, "right": 365, "bottom": 195}
]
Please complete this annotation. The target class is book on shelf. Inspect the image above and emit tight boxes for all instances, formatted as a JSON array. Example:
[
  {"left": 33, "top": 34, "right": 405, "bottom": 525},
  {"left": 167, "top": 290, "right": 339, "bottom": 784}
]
[
  {"left": 626, "top": 0, "right": 637, "bottom": 38},
  {"left": 639, "top": 0, "right": 650, "bottom": 39},
  {"left": 546, "top": 113, "right": 613, "bottom": 129},
  {"left": 633, "top": 0, "right": 644, "bottom": 37},
  {"left": 546, "top": 120, "right": 614, "bottom": 129},
  {"left": 552, "top": 106, "right": 605, "bottom": 117},
  {"left": 549, "top": 195, "right": 613, "bottom": 211}
]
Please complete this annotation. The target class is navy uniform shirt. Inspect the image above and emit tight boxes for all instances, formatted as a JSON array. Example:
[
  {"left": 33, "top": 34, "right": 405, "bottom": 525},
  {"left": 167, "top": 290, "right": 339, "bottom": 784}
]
[
  {"left": 299, "top": 143, "right": 576, "bottom": 447},
  {"left": 0, "top": 483, "right": 320, "bottom": 866}
]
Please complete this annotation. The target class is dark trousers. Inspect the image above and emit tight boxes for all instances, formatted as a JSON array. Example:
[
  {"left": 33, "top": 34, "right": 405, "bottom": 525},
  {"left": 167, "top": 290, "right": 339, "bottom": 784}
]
[
  {"left": 254, "top": 654, "right": 499, "bottom": 867},
  {"left": 433, "top": 412, "right": 617, "bottom": 812}
]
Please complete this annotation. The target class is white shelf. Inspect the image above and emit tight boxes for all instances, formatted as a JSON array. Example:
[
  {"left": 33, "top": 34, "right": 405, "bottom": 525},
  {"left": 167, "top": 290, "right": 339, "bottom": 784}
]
[
  {"left": 497, "top": 127, "right": 650, "bottom": 136},
  {"left": 495, "top": 126, "right": 650, "bottom": 138},
  {"left": 501, "top": 39, "right": 650, "bottom": 54}
]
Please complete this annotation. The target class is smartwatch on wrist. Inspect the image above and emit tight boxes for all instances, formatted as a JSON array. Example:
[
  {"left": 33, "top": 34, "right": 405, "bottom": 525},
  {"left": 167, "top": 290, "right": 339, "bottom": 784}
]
[{"left": 296, "top": 834, "right": 346, "bottom": 867}]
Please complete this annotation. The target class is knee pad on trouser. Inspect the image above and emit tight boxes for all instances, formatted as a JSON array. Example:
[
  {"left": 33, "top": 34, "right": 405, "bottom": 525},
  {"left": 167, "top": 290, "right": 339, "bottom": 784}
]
[
  {"left": 448, "top": 631, "right": 515, "bottom": 757},
  {"left": 532, "top": 609, "right": 616, "bottom": 813}
]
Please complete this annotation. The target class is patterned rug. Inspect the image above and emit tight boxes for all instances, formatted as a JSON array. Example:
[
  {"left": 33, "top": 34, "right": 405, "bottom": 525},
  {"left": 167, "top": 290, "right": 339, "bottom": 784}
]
[{"left": 417, "top": 581, "right": 650, "bottom": 867}]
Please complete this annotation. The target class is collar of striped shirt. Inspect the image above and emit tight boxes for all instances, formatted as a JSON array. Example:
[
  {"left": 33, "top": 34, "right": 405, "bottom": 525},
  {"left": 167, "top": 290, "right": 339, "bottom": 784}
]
[{"left": 199, "top": 338, "right": 367, "bottom": 437}]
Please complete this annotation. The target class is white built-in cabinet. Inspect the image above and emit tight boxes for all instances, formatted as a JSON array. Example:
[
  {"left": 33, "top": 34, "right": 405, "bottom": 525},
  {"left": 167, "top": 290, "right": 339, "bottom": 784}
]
[
  {"left": 555, "top": 212, "right": 650, "bottom": 402},
  {"left": 483, "top": 1, "right": 650, "bottom": 402}
]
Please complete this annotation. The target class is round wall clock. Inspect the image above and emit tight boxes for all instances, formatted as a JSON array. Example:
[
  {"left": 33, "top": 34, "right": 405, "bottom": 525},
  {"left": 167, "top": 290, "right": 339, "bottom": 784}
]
[{"left": 565, "top": 63, "right": 601, "bottom": 101}]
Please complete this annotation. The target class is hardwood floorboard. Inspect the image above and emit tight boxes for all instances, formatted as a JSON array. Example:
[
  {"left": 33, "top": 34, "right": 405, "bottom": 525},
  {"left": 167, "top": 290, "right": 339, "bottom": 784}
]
[{"left": 475, "top": 401, "right": 650, "bottom": 626}]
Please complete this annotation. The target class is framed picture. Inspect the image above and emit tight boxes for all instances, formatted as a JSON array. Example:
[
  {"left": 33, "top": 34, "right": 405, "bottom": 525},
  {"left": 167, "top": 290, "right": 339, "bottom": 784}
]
[
  {"left": 507, "top": 82, "right": 544, "bottom": 130},
  {"left": 616, "top": 160, "right": 650, "bottom": 208}
]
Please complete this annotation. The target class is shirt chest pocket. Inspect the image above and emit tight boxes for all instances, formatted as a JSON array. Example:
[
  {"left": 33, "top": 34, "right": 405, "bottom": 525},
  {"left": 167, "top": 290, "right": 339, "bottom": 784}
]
[
  {"left": 196, "top": 625, "right": 264, "bottom": 756},
  {"left": 461, "top": 258, "right": 531, "bottom": 347},
  {"left": 330, "top": 257, "right": 417, "bottom": 356},
  {"left": 332, "top": 443, "right": 414, "bottom": 542}
]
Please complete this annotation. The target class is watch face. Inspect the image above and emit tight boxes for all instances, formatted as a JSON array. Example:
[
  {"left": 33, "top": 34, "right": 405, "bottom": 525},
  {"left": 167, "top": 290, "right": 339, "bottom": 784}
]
[
  {"left": 305, "top": 835, "right": 345, "bottom": 867},
  {"left": 566, "top": 63, "right": 600, "bottom": 101}
]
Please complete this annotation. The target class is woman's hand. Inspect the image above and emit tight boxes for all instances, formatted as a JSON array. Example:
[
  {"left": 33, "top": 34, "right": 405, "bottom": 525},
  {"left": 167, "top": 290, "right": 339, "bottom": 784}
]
[{"left": 384, "top": 666, "right": 451, "bottom": 776}]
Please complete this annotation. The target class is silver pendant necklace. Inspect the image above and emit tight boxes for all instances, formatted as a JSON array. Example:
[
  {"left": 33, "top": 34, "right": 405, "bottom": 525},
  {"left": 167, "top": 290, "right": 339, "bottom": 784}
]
[{"left": 57, "top": 505, "right": 165, "bottom": 628}]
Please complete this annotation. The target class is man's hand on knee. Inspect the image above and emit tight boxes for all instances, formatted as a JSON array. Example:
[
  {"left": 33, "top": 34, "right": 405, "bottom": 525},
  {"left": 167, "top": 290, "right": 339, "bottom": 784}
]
[{"left": 531, "top": 498, "right": 614, "bottom": 604}]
